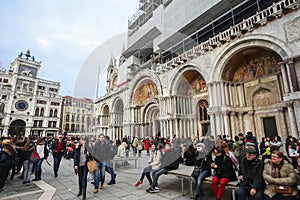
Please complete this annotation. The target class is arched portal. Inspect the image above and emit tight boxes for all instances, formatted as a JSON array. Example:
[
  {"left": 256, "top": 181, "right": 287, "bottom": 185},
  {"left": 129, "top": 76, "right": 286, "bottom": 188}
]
[
  {"left": 174, "top": 69, "right": 208, "bottom": 139},
  {"left": 112, "top": 98, "right": 124, "bottom": 140},
  {"left": 143, "top": 103, "right": 160, "bottom": 138},
  {"left": 99, "top": 104, "right": 110, "bottom": 136},
  {"left": 220, "top": 47, "right": 285, "bottom": 140},
  {"left": 131, "top": 79, "right": 159, "bottom": 138},
  {"left": 9, "top": 119, "right": 26, "bottom": 137}
]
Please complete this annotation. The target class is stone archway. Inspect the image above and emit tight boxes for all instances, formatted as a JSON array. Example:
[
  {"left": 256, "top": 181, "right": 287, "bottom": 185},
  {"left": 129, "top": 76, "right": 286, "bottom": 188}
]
[
  {"left": 9, "top": 119, "right": 26, "bottom": 137},
  {"left": 219, "top": 47, "right": 286, "bottom": 140},
  {"left": 172, "top": 69, "right": 208, "bottom": 139},
  {"left": 112, "top": 98, "right": 124, "bottom": 140}
]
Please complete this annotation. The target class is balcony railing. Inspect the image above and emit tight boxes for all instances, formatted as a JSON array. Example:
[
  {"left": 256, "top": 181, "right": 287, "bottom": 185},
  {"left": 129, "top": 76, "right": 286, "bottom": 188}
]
[{"left": 156, "top": 0, "right": 299, "bottom": 74}]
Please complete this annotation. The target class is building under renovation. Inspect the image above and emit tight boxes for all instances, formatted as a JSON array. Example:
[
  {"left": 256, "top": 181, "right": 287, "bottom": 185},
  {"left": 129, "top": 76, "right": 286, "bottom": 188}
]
[{"left": 94, "top": 0, "right": 300, "bottom": 142}]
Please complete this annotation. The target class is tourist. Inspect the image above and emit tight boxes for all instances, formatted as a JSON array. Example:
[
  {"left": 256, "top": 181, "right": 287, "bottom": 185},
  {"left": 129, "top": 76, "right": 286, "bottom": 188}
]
[
  {"left": 51, "top": 134, "right": 66, "bottom": 177},
  {"left": 237, "top": 147, "right": 264, "bottom": 200},
  {"left": 74, "top": 137, "right": 91, "bottom": 200},
  {"left": 22, "top": 137, "right": 36, "bottom": 185},
  {"left": 211, "top": 147, "right": 237, "bottom": 200},
  {"left": 233, "top": 135, "right": 244, "bottom": 163},
  {"left": 32, "top": 137, "right": 46, "bottom": 181},
  {"left": 146, "top": 143, "right": 182, "bottom": 193},
  {"left": 93, "top": 134, "right": 110, "bottom": 193},
  {"left": 143, "top": 137, "right": 150, "bottom": 156},
  {"left": 263, "top": 150, "right": 298, "bottom": 199},
  {"left": 137, "top": 137, "right": 143, "bottom": 157},
  {"left": 193, "top": 142, "right": 212, "bottom": 200},
  {"left": 135, "top": 143, "right": 161, "bottom": 187},
  {"left": 0, "top": 139, "right": 16, "bottom": 192}
]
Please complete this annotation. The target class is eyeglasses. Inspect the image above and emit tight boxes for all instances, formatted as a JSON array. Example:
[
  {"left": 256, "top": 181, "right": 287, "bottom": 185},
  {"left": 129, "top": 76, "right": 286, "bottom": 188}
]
[
  {"left": 246, "top": 153, "right": 256, "bottom": 156},
  {"left": 271, "top": 155, "right": 280, "bottom": 158}
]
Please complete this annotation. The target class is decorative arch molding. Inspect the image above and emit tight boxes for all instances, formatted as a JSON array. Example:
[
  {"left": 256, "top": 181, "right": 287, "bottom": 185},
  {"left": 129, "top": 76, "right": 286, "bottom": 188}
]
[
  {"left": 127, "top": 69, "right": 163, "bottom": 105},
  {"left": 143, "top": 102, "right": 159, "bottom": 124},
  {"left": 169, "top": 64, "right": 208, "bottom": 96},
  {"left": 210, "top": 34, "right": 293, "bottom": 82},
  {"left": 100, "top": 103, "right": 110, "bottom": 114},
  {"left": 249, "top": 84, "right": 279, "bottom": 107},
  {"left": 112, "top": 97, "right": 124, "bottom": 112}
]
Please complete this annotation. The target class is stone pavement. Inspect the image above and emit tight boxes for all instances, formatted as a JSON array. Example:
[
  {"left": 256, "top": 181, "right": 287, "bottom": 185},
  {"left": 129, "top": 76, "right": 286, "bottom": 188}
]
[{"left": 1, "top": 151, "right": 234, "bottom": 200}]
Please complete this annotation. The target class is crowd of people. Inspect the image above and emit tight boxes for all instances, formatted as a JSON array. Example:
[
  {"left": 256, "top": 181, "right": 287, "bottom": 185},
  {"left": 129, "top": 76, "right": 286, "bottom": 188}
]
[{"left": 0, "top": 131, "right": 299, "bottom": 200}]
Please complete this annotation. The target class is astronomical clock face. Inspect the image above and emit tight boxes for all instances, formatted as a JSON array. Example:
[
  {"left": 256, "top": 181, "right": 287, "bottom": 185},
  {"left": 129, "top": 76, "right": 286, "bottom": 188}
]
[{"left": 15, "top": 100, "right": 29, "bottom": 111}]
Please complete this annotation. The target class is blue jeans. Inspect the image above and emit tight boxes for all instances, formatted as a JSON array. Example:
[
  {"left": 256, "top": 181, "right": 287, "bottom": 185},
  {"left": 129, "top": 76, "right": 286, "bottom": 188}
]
[
  {"left": 132, "top": 147, "right": 137, "bottom": 157},
  {"left": 237, "top": 186, "right": 264, "bottom": 200},
  {"left": 94, "top": 161, "right": 106, "bottom": 189},
  {"left": 194, "top": 170, "right": 211, "bottom": 196},
  {"left": 105, "top": 161, "right": 115, "bottom": 182},
  {"left": 35, "top": 158, "right": 44, "bottom": 171},
  {"left": 151, "top": 168, "right": 168, "bottom": 188},
  {"left": 53, "top": 154, "right": 63, "bottom": 176},
  {"left": 23, "top": 160, "right": 34, "bottom": 182}
]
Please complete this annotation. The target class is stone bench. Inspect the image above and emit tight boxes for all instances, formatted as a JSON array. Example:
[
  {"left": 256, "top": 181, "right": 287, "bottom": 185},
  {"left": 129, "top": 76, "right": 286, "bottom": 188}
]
[
  {"left": 113, "top": 156, "right": 140, "bottom": 170},
  {"left": 167, "top": 164, "right": 239, "bottom": 199}
]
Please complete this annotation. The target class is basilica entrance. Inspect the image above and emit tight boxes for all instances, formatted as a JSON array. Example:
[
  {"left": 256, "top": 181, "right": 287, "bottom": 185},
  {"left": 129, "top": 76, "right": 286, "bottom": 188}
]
[
  {"left": 263, "top": 117, "right": 278, "bottom": 139},
  {"left": 9, "top": 119, "right": 26, "bottom": 137}
]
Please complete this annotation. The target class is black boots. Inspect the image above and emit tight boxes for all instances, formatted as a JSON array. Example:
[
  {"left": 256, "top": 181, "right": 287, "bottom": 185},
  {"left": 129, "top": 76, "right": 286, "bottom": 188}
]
[
  {"left": 82, "top": 189, "right": 86, "bottom": 200},
  {"left": 32, "top": 171, "right": 38, "bottom": 181},
  {"left": 32, "top": 170, "right": 42, "bottom": 181},
  {"left": 77, "top": 188, "right": 82, "bottom": 196}
]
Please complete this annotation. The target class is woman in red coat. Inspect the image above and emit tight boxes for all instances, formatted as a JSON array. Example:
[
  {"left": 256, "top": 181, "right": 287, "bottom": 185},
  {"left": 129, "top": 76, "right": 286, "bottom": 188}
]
[{"left": 144, "top": 137, "right": 150, "bottom": 156}]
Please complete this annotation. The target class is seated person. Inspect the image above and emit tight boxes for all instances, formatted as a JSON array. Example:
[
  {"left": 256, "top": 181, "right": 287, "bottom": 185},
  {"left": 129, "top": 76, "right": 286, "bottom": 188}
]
[
  {"left": 193, "top": 142, "right": 212, "bottom": 200},
  {"left": 135, "top": 144, "right": 161, "bottom": 187},
  {"left": 263, "top": 150, "right": 298, "bottom": 200},
  {"left": 211, "top": 147, "right": 237, "bottom": 200},
  {"left": 146, "top": 143, "right": 182, "bottom": 193},
  {"left": 237, "top": 147, "right": 265, "bottom": 200}
]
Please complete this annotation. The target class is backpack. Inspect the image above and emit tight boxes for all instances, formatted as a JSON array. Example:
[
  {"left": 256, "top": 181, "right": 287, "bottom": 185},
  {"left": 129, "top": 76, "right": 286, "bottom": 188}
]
[{"left": 29, "top": 150, "right": 40, "bottom": 163}]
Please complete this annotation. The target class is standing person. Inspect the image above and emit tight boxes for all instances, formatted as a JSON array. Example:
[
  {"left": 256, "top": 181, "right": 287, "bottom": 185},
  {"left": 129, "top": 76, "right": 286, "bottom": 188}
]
[
  {"left": 211, "top": 147, "right": 237, "bottom": 200},
  {"left": 135, "top": 143, "right": 161, "bottom": 187},
  {"left": 105, "top": 136, "right": 117, "bottom": 185},
  {"left": 237, "top": 147, "right": 265, "bottom": 200},
  {"left": 93, "top": 134, "right": 110, "bottom": 193},
  {"left": 259, "top": 137, "right": 267, "bottom": 155},
  {"left": 263, "top": 150, "right": 298, "bottom": 200},
  {"left": 288, "top": 137, "right": 299, "bottom": 169},
  {"left": 22, "top": 137, "right": 35, "bottom": 185},
  {"left": 32, "top": 138, "right": 46, "bottom": 181},
  {"left": 131, "top": 136, "right": 138, "bottom": 157},
  {"left": 74, "top": 137, "right": 90, "bottom": 200},
  {"left": 51, "top": 135, "right": 66, "bottom": 177},
  {"left": 137, "top": 137, "right": 143, "bottom": 157},
  {"left": 193, "top": 143, "right": 212, "bottom": 200},
  {"left": 0, "top": 139, "right": 16, "bottom": 192},
  {"left": 144, "top": 137, "right": 150, "bottom": 156}
]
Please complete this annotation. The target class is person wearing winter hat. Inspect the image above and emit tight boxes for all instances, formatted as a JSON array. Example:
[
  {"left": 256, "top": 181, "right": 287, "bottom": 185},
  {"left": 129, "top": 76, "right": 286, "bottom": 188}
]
[
  {"left": 237, "top": 147, "right": 265, "bottom": 200},
  {"left": 193, "top": 142, "right": 213, "bottom": 199}
]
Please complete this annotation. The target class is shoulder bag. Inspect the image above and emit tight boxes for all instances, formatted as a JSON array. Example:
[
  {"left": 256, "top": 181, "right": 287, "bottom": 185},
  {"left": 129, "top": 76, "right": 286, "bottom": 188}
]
[{"left": 87, "top": 158, "right": 97, "bottom": 172}]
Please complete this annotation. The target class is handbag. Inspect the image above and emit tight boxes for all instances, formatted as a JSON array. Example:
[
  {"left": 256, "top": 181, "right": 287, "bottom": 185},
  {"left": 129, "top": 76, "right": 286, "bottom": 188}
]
[
  {"left": 191, "top": 160, "right": 203, "bottom": 177},
  {"left": 29, "top": 150, "right": 40, "bottom": 163},
  {"left": 274, "top": 185, "right": 292, "bottom": 195},
  {"left": 87, "top": 159, "right": 97, "bottom": 172},
  {"left": 191, "top": 166, "right": 202, "bottom": 177}
]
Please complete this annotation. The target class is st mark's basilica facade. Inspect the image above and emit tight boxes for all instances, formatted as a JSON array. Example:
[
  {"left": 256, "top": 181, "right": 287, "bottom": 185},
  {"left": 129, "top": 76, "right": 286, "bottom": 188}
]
[{"left": 94, "top": 0, "right": 300, "bottom": 142}]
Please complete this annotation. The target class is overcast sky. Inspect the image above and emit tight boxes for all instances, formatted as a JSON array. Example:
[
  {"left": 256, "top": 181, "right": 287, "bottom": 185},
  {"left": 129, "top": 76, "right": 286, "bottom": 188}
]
[{"left": 0, "top": 0, "right": 139, "bottom": 99}]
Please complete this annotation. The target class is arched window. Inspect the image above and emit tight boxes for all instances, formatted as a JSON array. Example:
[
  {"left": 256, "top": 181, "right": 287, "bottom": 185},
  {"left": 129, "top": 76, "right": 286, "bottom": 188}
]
[
  {"left": 40, "top": 108, "right": 44, "bottom": 116},
  {"left": 54, "top": 109, "right": 58, "bottom": 117},
  {"left": 49, "top": 109, "right": 53, "bottom": 117},
  {"left": 65, "top": 123, "right": 69, "bottom": 131},
  {"left": 35, "top": 108, "right": 39, "bottom": 116},
  {"left": 66, "top": 114, "right": 70, "bottom": 122}
]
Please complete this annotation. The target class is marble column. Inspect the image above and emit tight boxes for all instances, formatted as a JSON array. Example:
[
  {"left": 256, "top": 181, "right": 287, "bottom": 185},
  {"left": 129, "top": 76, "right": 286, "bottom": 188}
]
[
  {"left": 287, "top": 102, "right": 298, "bottom": 137},
  {"left": 248, "top": 111, "right": 256, "bottom": 136},
  {"left": 287, "top": 59, "right": 299, "bottom": 92},
  {"left": 280, "top": 62, "right": 290, "bottom": 94},
  {"left": 223, "top": 111, "right": 231, "bottom": 136}
]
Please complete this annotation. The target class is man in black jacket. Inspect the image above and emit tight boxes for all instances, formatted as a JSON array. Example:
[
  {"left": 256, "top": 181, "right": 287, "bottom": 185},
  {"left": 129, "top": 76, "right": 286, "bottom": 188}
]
[
  {"left": 146, "top": 143, "right": 182, "bottom": 193},
  {"left": 237, "top": 147, "right": 265, "bottom": 200},
  {"left": 51, "top": 135, "right": 66, "bottom": 177}
]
